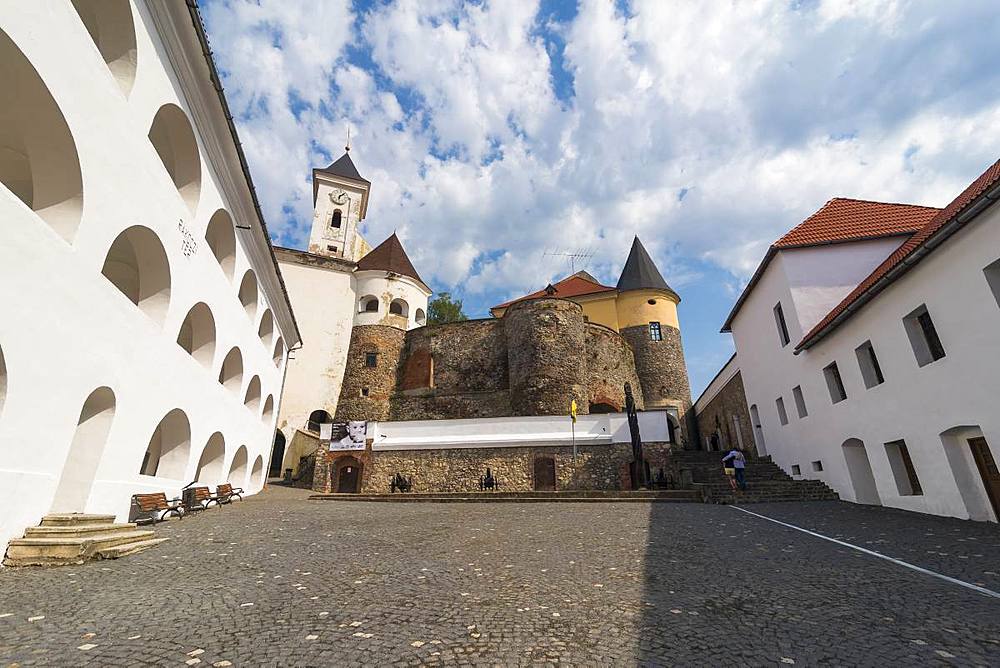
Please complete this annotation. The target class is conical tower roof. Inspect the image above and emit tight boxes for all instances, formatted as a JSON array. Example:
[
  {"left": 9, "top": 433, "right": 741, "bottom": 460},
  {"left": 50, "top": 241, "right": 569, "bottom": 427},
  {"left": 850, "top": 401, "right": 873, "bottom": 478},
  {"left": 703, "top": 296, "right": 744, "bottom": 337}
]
[
  {"left": 616, "top": 236, "right": 679, "bottom": 300},
  {"left": 356, "top": 233, "right": 427, "bottom": 288},
  {"left": 317, "top": 150, "right": 370, "bottom": 186}
]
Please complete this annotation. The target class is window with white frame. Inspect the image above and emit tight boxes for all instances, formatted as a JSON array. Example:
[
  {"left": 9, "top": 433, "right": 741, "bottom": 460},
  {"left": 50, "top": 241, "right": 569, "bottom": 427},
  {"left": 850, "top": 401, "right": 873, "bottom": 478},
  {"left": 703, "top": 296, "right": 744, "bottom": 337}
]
[{"left": 773, "top": 302, "right": 790, "bottom": 347}]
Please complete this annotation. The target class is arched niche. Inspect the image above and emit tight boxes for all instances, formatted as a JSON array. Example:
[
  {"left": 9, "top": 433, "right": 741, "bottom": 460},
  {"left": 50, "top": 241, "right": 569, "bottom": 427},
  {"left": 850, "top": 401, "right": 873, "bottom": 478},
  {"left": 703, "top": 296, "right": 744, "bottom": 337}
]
[
  {"left": 237, "top": 269, "right": 258, "bottom": 319},
  {"left": 415, "top": 308, "right": 426, "bottom": 326},
  {"left": 250, "top": 455, "right": 264, "bottom": 489},
  {"left": 244, "top": 375, "right": 261, "bottom": 412},
  {"left": 194, "top": 432, "right": 225, "bottom": 484},
  {"left": 307, "top": 409, "right": 330, "bottom": 433},
  {"left": 257, "top": 309, "right": 273, "bottom": 348},
  {"left": 389, "top": 298, "right": 409, "bottom": 317},
  {"left": 228, "top": 444, "right": 248, "bottom": 486},
  {"left": 176, "top": 302, "right": 216, "bottom": 369},
  {"left": 51, "top": 387, "right": 116, "bottom": 512},
  {"left": 205, "top": 209, "right": 236, "bottom": 280},
  {"left": 101, "top": 225, "right": 171, "bottom": 325},
  {"left": 71, "top": 0, "right": 137, "bottom": 96},
  {"left": 359, "top": 295, "right": 379, "bottom": 313},
  {"left": 262, "top": 394, "right": 274, "bottom": 422},
  {"left": 0, "top": 28, "right": 83, "bottom": 242},
  {"left": 272, "top": 336, "right": 284, "bottom": 368},
  {"left": 139, "top": 408, "right": 190, "bottom": 479},
  {"left": 218, "top": 347, "right": 243, "bottom": 394},
  {"left": 148, "top": 103, "right": 201, "bottom": 214}
]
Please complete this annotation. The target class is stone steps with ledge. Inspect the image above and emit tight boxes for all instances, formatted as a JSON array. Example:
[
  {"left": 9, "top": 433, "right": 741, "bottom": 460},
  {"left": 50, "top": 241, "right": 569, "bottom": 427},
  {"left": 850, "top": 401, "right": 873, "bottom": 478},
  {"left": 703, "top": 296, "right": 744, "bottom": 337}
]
[{"left": 4, "top": 515, "right": 168, "bottom": 567}]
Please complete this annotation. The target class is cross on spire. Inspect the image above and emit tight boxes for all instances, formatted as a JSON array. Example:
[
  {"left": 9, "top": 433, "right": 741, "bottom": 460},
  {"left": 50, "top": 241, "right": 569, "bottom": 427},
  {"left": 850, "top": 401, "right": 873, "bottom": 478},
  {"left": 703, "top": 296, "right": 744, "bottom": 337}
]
[{"left": 345, "top": 125, "right": 351, "bottom": 153}]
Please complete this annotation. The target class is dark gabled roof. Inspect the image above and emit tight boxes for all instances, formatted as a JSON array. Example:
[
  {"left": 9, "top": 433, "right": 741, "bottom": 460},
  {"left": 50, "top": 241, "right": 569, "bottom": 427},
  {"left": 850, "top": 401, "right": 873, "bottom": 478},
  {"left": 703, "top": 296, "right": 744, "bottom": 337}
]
[
  {"left": 316, "top": 151, "right": 370, "bottom": 186},
  {"left": 490, "top": 271, "right": 616, "bottom": 314},
  {"left": 616, "top": 237, "right": 679, "bottom": 300},
  {"left": 796, "top": 157, "right": 1000, "bottom": 351},
  {"left": 356, "top": 233, "right": 427, "bottom": 289}
]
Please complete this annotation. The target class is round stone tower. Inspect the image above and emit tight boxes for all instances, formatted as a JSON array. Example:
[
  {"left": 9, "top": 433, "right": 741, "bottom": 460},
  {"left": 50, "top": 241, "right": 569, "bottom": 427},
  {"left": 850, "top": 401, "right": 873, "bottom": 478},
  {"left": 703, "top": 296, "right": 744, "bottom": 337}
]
[
  {"left": 503, "top": 298, "right": 588, "bottom": 416},
  {"left": 334, "top": 325, "right": 406, "bottom": 422}
]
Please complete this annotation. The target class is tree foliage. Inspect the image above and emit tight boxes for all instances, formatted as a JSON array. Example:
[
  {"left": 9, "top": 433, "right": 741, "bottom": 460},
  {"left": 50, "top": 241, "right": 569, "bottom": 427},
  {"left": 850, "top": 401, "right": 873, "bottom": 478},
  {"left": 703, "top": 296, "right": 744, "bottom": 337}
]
[{"left": 427, "top": 291, "right": 469, "bottom": 325}]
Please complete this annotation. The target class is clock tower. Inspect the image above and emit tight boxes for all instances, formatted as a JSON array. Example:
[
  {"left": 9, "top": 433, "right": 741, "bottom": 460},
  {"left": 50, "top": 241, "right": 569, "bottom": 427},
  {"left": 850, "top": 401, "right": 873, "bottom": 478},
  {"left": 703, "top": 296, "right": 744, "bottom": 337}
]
[{"left": 308, "top": 147, "right": 371, "bottom": 261}]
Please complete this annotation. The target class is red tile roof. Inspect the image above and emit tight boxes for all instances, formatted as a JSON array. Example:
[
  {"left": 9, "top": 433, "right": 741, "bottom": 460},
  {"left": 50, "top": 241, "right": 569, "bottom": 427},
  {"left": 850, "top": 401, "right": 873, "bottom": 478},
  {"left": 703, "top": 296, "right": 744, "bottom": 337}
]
[
  {"left": 721, "top": 198, "right": 941, "bottom": 332},
  {"left": 797, "top": 158, "right": 1000, "bottom": 350},
  {"left": 357, "top": 233, "right": 427, "bottom": 289},
  {"left": 775, "top": 198, "right": 939, "bottom": 248},
  {"left": 491, "top": 271, "right": 615, "bottom": 313}
]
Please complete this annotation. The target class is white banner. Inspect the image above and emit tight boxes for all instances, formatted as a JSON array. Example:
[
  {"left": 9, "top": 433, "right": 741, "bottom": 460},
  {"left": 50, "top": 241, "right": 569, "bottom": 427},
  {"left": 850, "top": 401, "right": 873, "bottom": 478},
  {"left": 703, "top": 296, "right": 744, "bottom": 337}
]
[{"left": 329, "top": 421, "right": 367, "bottom": 451}]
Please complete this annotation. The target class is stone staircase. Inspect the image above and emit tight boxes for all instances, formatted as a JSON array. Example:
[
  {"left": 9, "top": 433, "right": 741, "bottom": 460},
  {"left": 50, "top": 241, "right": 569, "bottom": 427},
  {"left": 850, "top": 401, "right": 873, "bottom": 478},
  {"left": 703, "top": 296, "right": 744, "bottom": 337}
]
[
  {"left": 3, "top": 514, "right": 168, "bottom": 567},
  {"left": 310, "top": 489, "right": 702, "bottom": 503},
  {"left": 673, "top": 451, "right": 839, "bottom": 504}
]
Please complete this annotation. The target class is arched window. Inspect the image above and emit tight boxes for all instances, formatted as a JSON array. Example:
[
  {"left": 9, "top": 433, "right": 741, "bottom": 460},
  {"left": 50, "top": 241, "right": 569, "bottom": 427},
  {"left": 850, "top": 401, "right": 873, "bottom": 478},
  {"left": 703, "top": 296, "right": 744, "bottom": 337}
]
[
  {"left": 218, "top": 347, "right": 243, "bottom": 394},
  {"left": 307, "top": 409, "right": 331, "bottom": 433},
  {"left": 139, "top": 408, "right": 191, "bottom": 479},
  {"left": 51, "top": 387, "right": 115, "bottom": 512},
  {"left": 389, "top": 299, "right": 409, "bottom": 317},
  {"left": 148, "top": 103, "right": 201, "bottom": 213},
  {"left": 257, "top": 309, "right": 274, "bottom": 348},
  {"left": 101, "top": 225, "right": 171, "bottom": 325},
  {"left": 0, "top": 28, "right": 83, "bottom": 242},
  {"left": 205, "top": 209, "right": 236, "bottom": 280},
  {"left": 330, "top": 209, "right": 342, "bottom": 229},
  {"left": 194, "top": 432, "right": 225, "bottom": 484},
  {"left": 228, "top": 445, "right": 248, "bottom": 486},
  {"left": 360, "top": 296, "right": 379, "bottom": 313},
  {"left": 244, "top": 375, "right": 261, "bottom": 411},
  {"left": 272, "top": 336, "right": 285, "bottom": 367},
  {"left": 238, "top": 269, "right": 258, "bottom": 319},
  {"left": 71, "top": 0, "right": 136, "bottom": 96},
  {"left": 262, "top": 394, "right": 274, "bottom": 422},
  {"left": 176, "top": 302, "right": 216, "bottom": 370},
  {"left": 251, "top": 455, "right": 264, "bottom": 489},
  {"left": 415, "top": 308, "right": 426, "bottom": 326}
]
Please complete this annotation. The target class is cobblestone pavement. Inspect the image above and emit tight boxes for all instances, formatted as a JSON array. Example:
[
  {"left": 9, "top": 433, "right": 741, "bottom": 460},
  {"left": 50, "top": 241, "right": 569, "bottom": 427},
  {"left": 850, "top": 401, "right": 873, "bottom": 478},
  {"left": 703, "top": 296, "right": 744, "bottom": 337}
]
[{"left": 0, "top": 489, "right": 998, "bottom": 667}]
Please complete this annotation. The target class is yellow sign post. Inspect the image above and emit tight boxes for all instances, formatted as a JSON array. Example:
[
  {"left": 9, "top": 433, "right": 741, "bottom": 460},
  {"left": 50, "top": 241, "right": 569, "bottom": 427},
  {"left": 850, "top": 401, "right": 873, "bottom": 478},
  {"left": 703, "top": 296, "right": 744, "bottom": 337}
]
[{"left": 570, "top": 399, "right": 578, "bottom": 461}]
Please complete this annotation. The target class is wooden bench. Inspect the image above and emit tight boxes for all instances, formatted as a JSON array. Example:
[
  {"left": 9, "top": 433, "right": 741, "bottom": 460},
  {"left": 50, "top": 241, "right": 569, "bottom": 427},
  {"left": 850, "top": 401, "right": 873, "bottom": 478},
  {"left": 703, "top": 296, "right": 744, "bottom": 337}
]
[
  {"left": 216, "top": 483, "right": 243, "bottom": 504},
  {"left": 130, "top": 492, "right": 183, "bottom": 524},
  {"left": 182, "top": 486, "right": 221, "bottom": 512}
]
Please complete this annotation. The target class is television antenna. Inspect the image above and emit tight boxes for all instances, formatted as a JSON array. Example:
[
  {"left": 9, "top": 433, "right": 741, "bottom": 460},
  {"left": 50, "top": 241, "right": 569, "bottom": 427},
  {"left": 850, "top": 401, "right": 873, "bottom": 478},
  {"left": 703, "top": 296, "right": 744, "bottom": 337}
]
[{"left": 543, "top": 248, "right": 596, "bottom": 274}]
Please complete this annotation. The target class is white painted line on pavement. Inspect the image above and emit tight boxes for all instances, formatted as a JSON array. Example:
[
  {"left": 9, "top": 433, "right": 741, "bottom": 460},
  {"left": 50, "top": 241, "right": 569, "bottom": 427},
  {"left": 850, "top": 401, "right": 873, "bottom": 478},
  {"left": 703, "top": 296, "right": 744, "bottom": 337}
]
[{"left": 730, "top": 505, "right": 1000, "bottom": 600}]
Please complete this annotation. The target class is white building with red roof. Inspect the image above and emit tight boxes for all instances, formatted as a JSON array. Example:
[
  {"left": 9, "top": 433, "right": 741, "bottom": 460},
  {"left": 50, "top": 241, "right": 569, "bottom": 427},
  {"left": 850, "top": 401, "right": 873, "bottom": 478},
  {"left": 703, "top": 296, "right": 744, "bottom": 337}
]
[{"left": 715, "top": 159, "right": 1000, "bottom": 522}]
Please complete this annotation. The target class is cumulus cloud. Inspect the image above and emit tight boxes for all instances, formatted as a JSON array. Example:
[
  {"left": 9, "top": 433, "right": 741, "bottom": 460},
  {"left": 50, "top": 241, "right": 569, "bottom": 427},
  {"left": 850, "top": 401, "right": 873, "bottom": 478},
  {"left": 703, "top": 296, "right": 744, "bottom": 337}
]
[{"left": 201, "top": 0, "right": 1000, "bottom": 385}]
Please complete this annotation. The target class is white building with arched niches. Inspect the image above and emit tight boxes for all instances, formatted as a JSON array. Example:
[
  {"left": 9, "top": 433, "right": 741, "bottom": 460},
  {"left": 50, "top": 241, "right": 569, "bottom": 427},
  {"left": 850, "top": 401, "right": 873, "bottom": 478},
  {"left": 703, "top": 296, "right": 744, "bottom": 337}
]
[{"left": 0, "top": 2, "right": 301, "bottom": 551}]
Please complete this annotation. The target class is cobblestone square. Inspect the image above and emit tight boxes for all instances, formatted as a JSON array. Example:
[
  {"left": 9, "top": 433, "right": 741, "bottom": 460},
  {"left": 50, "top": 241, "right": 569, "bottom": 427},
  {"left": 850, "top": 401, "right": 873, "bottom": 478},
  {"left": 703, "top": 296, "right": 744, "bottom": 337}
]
[{"left": 1, "top": 488, "right": 998, "bottom": 667}]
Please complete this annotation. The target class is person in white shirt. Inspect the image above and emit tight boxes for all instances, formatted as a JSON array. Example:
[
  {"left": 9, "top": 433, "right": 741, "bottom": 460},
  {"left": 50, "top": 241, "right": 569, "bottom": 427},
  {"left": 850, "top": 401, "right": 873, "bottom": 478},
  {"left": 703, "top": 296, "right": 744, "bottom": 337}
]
[{"left": 722, "top": 448, "right": 747, "bottom": 491}]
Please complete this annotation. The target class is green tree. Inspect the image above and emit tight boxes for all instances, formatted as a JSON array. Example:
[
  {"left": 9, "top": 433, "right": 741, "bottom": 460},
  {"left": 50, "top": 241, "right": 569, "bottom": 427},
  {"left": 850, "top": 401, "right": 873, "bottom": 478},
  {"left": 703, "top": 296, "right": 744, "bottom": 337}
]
[{"left": 427, "top": 291, "right": 469, "bottom": 325}]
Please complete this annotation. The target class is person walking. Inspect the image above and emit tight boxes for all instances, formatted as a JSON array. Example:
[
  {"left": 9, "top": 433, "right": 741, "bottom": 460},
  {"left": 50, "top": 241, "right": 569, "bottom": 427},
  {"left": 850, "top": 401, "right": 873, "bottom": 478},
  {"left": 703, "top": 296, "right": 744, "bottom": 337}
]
[{"left": 722, "top": 447, "right": 747, "bottom": 491}]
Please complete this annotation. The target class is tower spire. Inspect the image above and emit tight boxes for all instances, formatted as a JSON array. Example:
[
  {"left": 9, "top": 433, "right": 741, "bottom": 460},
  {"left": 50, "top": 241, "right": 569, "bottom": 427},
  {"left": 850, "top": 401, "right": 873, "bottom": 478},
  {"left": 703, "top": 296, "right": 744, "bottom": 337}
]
[{"left": 345, "top": 125, "right": 351, "bottom": 153}]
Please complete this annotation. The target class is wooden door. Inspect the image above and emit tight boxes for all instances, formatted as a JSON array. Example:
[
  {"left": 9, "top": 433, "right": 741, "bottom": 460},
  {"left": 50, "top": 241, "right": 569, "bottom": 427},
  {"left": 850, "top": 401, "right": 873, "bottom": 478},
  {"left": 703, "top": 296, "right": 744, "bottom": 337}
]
[
  {"left": 534, "top": 457, "right": 556, "bottom": 491},
  {"left": 337, "top": 463, "right": 361, "bottom": 494},
  {"left": 969, "top": 437, "right": 1000, "bottom": 518}
]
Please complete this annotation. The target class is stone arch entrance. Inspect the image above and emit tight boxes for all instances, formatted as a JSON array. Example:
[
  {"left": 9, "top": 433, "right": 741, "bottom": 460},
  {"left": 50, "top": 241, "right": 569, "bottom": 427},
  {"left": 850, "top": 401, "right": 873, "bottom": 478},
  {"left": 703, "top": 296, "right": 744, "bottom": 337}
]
[
  {"left": 335, "top": 456, "right": 363, "bottom": 494},
  {"left": 533, "top": 456, "right": 556, "bottom": 491}
]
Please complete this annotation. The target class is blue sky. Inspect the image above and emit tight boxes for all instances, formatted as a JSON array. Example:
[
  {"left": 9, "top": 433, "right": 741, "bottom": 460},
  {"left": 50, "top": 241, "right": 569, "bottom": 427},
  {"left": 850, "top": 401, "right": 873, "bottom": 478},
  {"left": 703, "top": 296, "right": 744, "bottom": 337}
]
[{"left": 201, "top": 0, "right": 1000, "bottom": 398}]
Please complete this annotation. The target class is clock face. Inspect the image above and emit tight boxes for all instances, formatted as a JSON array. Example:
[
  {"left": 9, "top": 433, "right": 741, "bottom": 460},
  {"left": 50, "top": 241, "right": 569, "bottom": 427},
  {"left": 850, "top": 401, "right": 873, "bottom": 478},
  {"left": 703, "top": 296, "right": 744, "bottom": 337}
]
[{"left": 330, "top": 190, "right": 349, "bottom": 205}]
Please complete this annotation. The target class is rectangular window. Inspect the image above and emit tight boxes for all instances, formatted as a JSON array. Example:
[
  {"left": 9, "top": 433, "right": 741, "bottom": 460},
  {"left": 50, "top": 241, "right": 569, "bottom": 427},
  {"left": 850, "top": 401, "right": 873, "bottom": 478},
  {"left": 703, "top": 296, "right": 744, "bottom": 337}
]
[
  {"left": 360, "top": 387, "right": 370, "bottom": 397},
  {"left": 649, "top": 321, "right": 662, "bottom": 341},
  {"left": 884, "top": 440, "right": 923, "bottom": 495},
  {"left": 775, "top": 397, "right": 788, "bottom": 425},
  {"left": 365, "top": 352, "right": 377, "bottom": 368},
  {"left": 773, "top": 302, "right": 790, "bottom": 347},
  {"left": 811, "top": 460, "right": 823, "bottom": 472},
  {"left": 903, "top": 304, "right": 945, "bottom": 367},
  {"left": 855, "top": 340, "right": 885, "bottom": 388},
  {"left": 792, "top": 385, "right": 807, "bottom": 418},
  {"left": 985, "top": 258, "right": 1000, "bottom": 308},
  {"left": 823, "top": 362, "right": 847, "bottom": 403},
  {"left": 791, "top": 464, "right": 801, "bottom": 476}
]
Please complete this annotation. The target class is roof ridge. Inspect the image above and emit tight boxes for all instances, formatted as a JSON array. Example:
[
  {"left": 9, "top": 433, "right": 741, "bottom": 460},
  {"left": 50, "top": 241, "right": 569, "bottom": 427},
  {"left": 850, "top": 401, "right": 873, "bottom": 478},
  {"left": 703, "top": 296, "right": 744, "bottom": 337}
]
[{"left": 825, "top": 196, "right": 942, "bottom": 210}]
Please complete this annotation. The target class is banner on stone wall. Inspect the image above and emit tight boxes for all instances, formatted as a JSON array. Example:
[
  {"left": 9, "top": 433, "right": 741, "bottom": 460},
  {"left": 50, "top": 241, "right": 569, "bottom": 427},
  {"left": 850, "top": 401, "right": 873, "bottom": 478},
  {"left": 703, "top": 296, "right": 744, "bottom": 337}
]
[{"left": 328, "top": 421, "right": 367, "bottom": 451}]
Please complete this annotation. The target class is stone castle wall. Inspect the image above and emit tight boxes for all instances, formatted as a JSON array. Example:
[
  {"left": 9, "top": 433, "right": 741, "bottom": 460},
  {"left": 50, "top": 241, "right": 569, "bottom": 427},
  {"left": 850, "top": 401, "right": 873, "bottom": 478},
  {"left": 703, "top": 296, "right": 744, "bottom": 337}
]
[
  {"left": 584, "top": 323, "right": 645, "bottom": 411},
  {"left": 695, "top": 370, "right": 756, "bottom": 456},
  {"left": 335, "top": 325, "right": 406, "bottom": 422},
  {"left": 620, "top": 323, "right": 695, "bottom": 445},
  {"left": 317, "top": 442, "right": 675, "bottom": 493}
]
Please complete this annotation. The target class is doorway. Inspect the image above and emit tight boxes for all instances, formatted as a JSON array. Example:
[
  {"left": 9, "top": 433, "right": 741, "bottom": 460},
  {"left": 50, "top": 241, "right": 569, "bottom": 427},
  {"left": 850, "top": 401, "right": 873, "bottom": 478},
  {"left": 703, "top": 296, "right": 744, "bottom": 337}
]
[
  {"left": 51, "top": 387, "right": 116, "bottom": 512},
  {"left": 533, "top": 456, "right": 556, "bottom": 491},
  {"left": 842, "top": 438, "right": 881, "bottom": 505},
  {"left": 269, "top": 430, "right": 286, "bottom": 477},
  {"left": 969, "top": 437, "right": 1000, "bottom": 519},
  {"left": 336, "top": 457, "right": 362, "bottom": 493}
]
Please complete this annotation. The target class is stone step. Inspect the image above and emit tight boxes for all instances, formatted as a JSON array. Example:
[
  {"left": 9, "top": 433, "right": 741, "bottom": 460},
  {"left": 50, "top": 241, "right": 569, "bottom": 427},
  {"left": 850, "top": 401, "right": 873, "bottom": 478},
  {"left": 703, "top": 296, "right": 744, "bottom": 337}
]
[
  {"left": 25, "top": 522, "right": 139, "bottom": 538},
  {"left": 40, "top": 513, "right": 117, "bottom": 527},
  {"left": 96, "top": 537, "right": 170, "bottom": 560},
  {"left": 4, "top": 529, "right": 159, "bottom": 567}
]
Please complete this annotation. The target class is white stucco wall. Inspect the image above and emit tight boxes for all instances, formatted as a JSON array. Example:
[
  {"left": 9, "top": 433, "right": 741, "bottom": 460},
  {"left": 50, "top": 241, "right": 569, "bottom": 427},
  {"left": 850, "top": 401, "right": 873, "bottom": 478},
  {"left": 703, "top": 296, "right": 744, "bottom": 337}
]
[
  {"left": 354, "top": 271, "right": 431, "bottom": 330},
  {"left": 275, "top": 258, "right": 356, "bottom": 438},
  {"left": 0, "top": 2, "right": 291, "bottom": 550},
  {"left": 732, "top": 204, "right": 1000, "bottom": 522}
]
